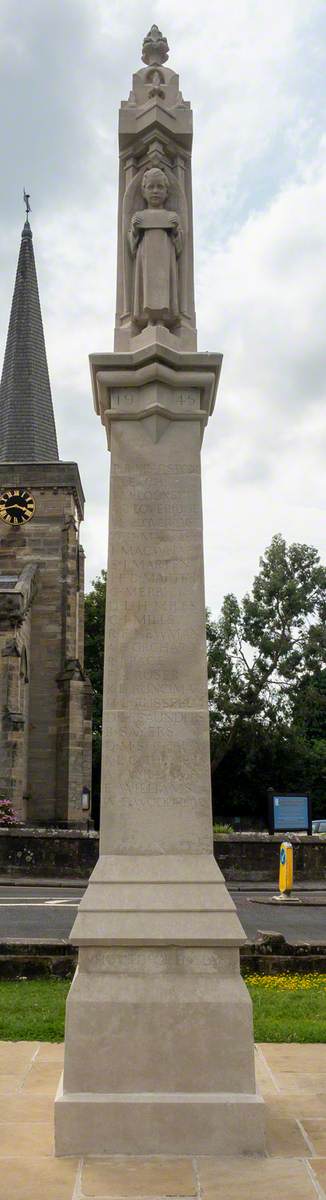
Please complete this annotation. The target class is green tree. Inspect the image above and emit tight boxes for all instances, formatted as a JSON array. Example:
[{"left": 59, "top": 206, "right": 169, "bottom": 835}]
[
  {"left": 84, "top": 570, "right": 106, "bottom": 822},
  {"left": 208, "top": 535, "right": 326, "bottom": 820},
  {"left": 292, "top": 668, "right": 326, "bottom": 742},
  {"left": 84, "top": 538, "right": 326, "bottom": 827}
]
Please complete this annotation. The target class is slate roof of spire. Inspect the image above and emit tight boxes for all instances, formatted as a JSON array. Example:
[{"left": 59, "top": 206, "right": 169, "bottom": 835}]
[{"left": 0, "top": 218, "right": 59, "bottom": 462}]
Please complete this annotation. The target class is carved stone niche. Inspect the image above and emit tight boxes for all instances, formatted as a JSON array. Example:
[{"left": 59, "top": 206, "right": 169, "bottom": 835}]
[
  {"left": 145, "top": 69, "right": 165, "bottom": 100},
  {"left": 124, "top": 65, "right": 188, "bottom": 113},
  {"left": 115, "top": 151, "right": 196, "bottom": 353}
]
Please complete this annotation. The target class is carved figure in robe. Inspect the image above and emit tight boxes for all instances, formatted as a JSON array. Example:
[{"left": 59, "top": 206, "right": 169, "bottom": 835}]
[{"left": 127, "top": 168, "right": 183, "bottom": 330}]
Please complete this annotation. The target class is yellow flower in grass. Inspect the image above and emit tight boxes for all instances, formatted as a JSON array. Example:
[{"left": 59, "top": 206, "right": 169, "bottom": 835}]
[{"left": 245, "top": 973, "right": 326, "bottom": 990}]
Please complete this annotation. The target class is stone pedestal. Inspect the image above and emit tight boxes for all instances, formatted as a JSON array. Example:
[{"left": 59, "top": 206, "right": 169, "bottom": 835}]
[{"left": 55, "top": 345, "right": 264, "bottom": 1155}]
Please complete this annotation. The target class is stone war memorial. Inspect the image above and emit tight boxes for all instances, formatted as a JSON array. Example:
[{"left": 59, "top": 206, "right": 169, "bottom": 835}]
[{"left": 55, "top": 26, "right": 265, "bottom": 1156}]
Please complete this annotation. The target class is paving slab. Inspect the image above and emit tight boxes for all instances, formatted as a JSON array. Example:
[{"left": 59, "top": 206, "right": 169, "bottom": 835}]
[
  {"left": 81, "top": 1157, "right": 197, "bottom": 1197},
  {"left": 301, "top": 1120, "right": 326, "bottom": 1156},
  {"left": 196, "top": 1157, "right": 318, "bottom": 1198},
  {"left": 0, "top": 1042, "right": 324, "bottom": 1198},
  {"left": 311, "top": 1160, "right": 326, "bottom": 1191}
]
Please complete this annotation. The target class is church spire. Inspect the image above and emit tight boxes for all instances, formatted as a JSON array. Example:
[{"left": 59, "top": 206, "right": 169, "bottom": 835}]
[{"left": 0, "top": 211, "right": 59, "bottom": 462}]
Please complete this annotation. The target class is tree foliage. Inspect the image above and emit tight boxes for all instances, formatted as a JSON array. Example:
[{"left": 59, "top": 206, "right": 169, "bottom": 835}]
[
  {"left": 84, "top": 570, "right": 106, "bottom": 820},
  {"left": 84, "top": 536, "right": 326, "bottom": 826},
  {"left": 208, "top": 535, "right": 326, "bottom": 820}
]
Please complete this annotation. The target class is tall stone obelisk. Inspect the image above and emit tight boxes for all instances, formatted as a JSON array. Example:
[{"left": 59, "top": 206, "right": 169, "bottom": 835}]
[{"left": 55, "top": 26, "right": 265, "bottom": 1156}]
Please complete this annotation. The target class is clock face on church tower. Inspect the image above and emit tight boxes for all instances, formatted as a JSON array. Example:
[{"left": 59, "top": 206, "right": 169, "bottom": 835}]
[{"left": 0, "top": 488, "right": 35, "bottom": 525}]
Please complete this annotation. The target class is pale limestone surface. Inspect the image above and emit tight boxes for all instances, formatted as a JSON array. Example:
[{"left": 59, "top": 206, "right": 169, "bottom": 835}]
[
  {"left": 1, "top": 1043, "right": 326, "bottom": 1197},
  {"left": 55, "top": 350, "right": 263, "bottom": 1152},
  {"left": 55, "top": 31, "right": 263, "bottom": 1156}
]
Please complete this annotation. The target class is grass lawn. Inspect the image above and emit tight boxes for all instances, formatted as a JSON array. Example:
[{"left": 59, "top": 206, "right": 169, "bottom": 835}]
[
  {"left": 0, "top": 975, "right": 325, "bottom": 1042},
  {"left": 0, "top": 979, "right": 69, "bottom": 1042},
  {"left": 246, "top": 973, "right": 326, "bottom": 1042}
]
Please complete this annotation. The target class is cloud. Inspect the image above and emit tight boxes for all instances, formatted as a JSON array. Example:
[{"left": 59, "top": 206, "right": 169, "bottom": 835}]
[
  {"left": 0, "top": 0, "right": 325, "bottom": 614},
  {"left": 200, "top": 143, "right": 326, "bottom": 444}
]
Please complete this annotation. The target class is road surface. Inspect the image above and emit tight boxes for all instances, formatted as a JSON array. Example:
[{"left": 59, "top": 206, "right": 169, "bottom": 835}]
[{"left": 0, "top": 884, "right": 325, "bottom": 943}]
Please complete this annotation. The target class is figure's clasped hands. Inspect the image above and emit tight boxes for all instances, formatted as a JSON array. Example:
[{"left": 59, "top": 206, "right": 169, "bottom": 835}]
[
  {"left": 131, "top": 213, "right": 142, "bottom": 233},
  {"left": 170, "top": 215, "right": 181, "bottom": 239}
]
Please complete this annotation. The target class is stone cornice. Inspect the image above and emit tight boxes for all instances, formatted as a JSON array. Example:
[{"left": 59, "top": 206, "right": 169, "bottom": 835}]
[{"left": 90, "top": 345, "right": 222, "bottom": 449}]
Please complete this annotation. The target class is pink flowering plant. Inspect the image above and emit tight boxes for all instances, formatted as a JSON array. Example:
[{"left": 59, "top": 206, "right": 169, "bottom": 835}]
[{"left": 0, "top": 797, "right": 18, "bottom": 826}]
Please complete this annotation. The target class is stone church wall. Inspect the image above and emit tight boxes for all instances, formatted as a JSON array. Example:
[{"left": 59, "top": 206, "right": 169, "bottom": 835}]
[{"left": 0, "top": 463, "right": 92, "bottom": 823}]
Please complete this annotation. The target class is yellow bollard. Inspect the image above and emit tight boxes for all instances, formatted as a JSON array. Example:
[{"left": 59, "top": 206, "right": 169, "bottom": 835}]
[{"left": 279, "top": 841, "right": 293, "bottom": 897}]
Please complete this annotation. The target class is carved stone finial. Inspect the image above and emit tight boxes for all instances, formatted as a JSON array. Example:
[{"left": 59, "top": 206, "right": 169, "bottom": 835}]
[{"left": 142, "top": 25, "right": 169, "bottom": 66}]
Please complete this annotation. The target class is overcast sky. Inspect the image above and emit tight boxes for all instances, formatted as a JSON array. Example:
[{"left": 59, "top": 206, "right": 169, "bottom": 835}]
[{"left": 0, "top": 0, "right": 325, "bottom": 615}]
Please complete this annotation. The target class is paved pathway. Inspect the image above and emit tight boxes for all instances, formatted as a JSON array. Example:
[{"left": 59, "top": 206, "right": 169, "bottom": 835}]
[{"left": 1, "top": 1041, "right": 326, "bottom": 1196}]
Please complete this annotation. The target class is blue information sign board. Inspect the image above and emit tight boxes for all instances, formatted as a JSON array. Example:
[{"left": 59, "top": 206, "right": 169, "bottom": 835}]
[{"left": 267, "top": 792, "right": 311, "bottom": 834}]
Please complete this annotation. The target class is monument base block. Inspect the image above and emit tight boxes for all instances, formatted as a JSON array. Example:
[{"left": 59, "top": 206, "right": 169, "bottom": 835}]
[
  {"left": 55, "top": 1078, "right": 264, "bottom": 1156},
  {"left": 55, "top": 856, "right": 265, "bottom": 1155}
]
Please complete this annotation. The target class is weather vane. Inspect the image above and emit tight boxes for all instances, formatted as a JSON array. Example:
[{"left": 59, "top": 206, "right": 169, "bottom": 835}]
[{"left": 23, "top": 188, "right": 31, "bottom": 219}]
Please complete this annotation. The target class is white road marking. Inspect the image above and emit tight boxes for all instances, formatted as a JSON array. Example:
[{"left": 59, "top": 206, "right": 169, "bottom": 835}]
[{"left": 0, "top": 900, "right": 79, "bottom": 908}]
